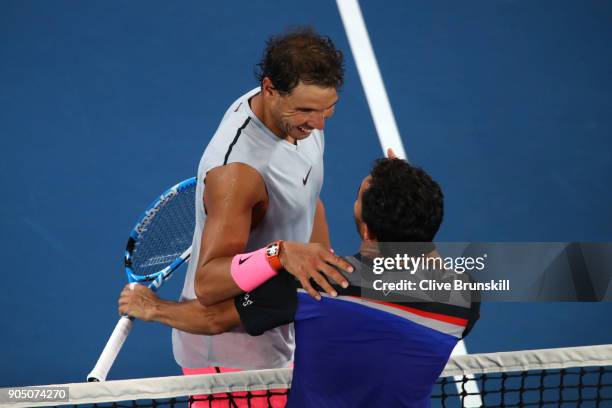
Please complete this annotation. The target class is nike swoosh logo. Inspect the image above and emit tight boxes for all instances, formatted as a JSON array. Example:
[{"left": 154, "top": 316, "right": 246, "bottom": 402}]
[
  {"left": 238, "top": 255, "right": 252, "bottom": 265},
  {"left": 302, "top": 167, "right": 313, "bottom": 185}
]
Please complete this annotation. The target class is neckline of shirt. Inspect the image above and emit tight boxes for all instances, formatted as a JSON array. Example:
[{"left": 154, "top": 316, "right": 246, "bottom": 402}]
[{"left": 243, "top": 88, "right": 299, "bottom": 151}]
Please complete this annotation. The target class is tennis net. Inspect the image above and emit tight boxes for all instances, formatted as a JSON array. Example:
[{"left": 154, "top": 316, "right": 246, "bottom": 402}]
[{"left": 5, "top": 344, "right": 611, "bottom": 407}]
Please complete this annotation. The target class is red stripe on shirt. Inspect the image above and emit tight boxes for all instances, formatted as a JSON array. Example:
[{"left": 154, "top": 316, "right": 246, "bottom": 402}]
[{"left": 356, "top": 297, "right": 468, "bottom": 327}]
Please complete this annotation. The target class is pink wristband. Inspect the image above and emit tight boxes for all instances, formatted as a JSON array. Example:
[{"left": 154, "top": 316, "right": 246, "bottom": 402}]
[{"left": 230, "top": 247, "right": 278, "bottom": 292}]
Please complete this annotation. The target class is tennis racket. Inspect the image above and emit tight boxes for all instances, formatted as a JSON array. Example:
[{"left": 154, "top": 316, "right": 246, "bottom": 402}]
[{"left": 87, "top": 177, "right": 197, "bottom": 382}]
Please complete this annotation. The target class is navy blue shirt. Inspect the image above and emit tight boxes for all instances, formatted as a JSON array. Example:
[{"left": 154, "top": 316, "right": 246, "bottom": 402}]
[{"left": 235, "top": 255, "right": 479, "bottom": 407}]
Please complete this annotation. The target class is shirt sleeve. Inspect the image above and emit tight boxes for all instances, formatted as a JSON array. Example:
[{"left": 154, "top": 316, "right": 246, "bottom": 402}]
[{"left": 234, "top": 270, "right": 299, "bottom": 336}]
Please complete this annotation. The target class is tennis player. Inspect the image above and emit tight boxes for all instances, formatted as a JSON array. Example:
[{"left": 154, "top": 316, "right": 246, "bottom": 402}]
[
  {"left": 120, "top": 157, "right": 480, "bottom": 407},
  {"left": 169, "top": 27, "right": 350, "bottom": 406}
]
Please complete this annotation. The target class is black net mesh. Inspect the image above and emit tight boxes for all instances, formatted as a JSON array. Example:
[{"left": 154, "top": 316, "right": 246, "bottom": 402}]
[
  {"left": 53, "top": 388, "right": 290, "bottom": 407},
  {"left": 431, "top": 366, "right": 612, "bottom": 407}
]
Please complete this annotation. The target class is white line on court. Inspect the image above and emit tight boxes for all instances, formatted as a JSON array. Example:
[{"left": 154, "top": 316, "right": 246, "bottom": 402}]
[
  {"left": 335, "top": 0, "right": 407, "bottom": 160},
  {"left": 336, "top": 0, "right": 482, "bottom": 405},
  {"left": 450, "top": 341, "right": 482, "bottom": 407}
]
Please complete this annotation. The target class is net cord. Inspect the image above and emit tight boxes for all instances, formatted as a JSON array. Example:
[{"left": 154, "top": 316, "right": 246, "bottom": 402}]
[
  {"left": 443, "top": 344, "right": 612, "bottom": 377},
  {"left": 8, "top": 344, "right": 612, "bottom": 407}
]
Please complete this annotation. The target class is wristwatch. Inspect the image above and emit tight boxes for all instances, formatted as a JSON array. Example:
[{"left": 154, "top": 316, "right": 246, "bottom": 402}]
[{"left": 266, "top": 240, "right": 283, "bottom": 271}]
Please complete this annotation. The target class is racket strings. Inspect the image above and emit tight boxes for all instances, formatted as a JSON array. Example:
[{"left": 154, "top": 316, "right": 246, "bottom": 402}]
[{"left": 130, "top": 183, "right": 196, "bottom": 276}]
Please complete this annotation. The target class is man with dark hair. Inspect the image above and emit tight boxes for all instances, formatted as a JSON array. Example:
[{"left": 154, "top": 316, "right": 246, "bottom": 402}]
[
  {"left": 169, "top": 27, "right": 351, "bottom": 406},
  {"left": 360, "top": 158, "right": 444, "bottom": 243},
  {"left": 121, "top": 158, "right": 480, "bottom": 407},
  {"left": 255, "top": 28, "right": 344, "bottom": 96}
]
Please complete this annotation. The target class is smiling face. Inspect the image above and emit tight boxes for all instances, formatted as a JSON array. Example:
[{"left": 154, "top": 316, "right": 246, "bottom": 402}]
[{"left": 262, "top": 78, "right": 338, "bottom": 141}]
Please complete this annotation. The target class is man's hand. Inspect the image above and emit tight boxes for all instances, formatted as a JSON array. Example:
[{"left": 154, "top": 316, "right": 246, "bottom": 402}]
[
  {"left": 118, "top": 284, "right": 240, "bottom": 334},
  {"left": 280, "top": 241, "right": 354, "bottom": 300},
  {"left": 118, "top": 284, "right": 159, "bottom": 321},
  {"left": 387, "top": 148, "right": 398, "bottom": 159}
]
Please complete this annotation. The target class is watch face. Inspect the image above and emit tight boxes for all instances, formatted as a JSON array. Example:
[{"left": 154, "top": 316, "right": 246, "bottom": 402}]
[{"left": 266, "top": 243, "right": 279, "bottom": 257}]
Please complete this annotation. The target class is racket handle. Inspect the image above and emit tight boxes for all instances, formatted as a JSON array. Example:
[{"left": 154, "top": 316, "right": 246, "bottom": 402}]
[{"left": 87, "top": 315, "right": 134, "bottom": 382}]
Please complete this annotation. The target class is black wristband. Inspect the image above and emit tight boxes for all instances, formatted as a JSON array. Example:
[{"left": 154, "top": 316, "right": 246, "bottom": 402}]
[{"left": 234, "top": 270, "right": 298, "bottom": 336}]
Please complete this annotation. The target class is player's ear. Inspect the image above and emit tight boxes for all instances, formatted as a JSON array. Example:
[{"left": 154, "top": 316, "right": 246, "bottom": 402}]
[
  {"left": 359, "top": 225, "right": 380, "bottom": 259},
  {"left": 360, "top": 223, "right": 375, "bottom": 242},
  {"left": 261, "top": 77, "right": 277, "bottom": 97}
]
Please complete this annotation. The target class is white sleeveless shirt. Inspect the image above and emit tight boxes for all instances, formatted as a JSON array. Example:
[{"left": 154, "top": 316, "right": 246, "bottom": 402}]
[{"left": 172, "top": 88, "right": 324, "bottom": 369}]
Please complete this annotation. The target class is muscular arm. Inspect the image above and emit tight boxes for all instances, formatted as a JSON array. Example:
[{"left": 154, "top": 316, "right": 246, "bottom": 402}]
[
  {"left": 310, "top": 198, "right": 331, "bottom": 248},
  {"left": 119, "top": 284, "right": 240, "bottom": 335},
  {"left": 152, "top": 299, "right": 239, "bottom": 335},
  {"left": 194, "top": 163, "right": 268, "bottom": 306},
  {"left": 195, "top": 164, "right": 352, "bottom": 305}
]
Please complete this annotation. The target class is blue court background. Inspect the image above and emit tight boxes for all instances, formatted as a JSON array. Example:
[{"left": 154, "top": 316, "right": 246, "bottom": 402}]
[{"left": 1, "top": 0, "right": 611, "bottom": 387}]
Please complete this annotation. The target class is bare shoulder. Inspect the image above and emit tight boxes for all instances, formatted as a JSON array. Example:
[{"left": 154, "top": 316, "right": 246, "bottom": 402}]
[{"left": 204, "top": 163, "right": 267, "bottom": 212}]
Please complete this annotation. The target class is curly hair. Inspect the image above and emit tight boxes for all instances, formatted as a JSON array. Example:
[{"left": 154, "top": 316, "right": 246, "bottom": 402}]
[
  {"left": 361, "top": 158, "right": 444, "bottom": 243},
  {"left": 255, "top": 27, "right": 344, "bottom": 95}
]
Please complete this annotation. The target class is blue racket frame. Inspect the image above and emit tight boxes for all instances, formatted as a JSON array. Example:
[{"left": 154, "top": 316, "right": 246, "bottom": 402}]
[
  {"left": 87, "top": 176, "right": 197, "bottom": 382},
  {"left": 123, "top": 177, "right": 197, "bottom": 290}
]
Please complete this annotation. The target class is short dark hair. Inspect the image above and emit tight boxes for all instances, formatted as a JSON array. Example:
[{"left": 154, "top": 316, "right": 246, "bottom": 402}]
[
  {"left": 361, "top": 158, "right": 444, "bottom": 242},
  {"left": 255, "top": 27, "right": 344, "bottom": 95}
]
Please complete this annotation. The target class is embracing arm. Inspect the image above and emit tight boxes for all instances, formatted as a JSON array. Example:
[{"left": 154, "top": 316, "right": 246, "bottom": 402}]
[
  {"left": 195, "top": 164, "right": 353, "bottom": 306},
  {"left": 118, "top": 284, "right": 240, "bottom": 335},
  {"left": 194, "top": 163, "right": 268, "bottom": 306}
]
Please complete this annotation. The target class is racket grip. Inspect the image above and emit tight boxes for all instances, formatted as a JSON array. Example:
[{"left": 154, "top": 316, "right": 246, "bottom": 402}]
[{"left": 86, "top": 315, "right": 134, "bottom": 382}]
